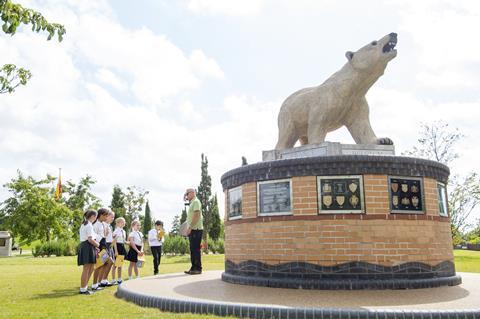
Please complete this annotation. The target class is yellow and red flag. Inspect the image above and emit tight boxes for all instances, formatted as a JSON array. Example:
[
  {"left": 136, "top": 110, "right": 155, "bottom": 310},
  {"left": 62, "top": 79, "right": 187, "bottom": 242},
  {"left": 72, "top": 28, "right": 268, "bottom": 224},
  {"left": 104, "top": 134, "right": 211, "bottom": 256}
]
[{"left": 55, "top": 168, "right": 62, "bottom": 199}]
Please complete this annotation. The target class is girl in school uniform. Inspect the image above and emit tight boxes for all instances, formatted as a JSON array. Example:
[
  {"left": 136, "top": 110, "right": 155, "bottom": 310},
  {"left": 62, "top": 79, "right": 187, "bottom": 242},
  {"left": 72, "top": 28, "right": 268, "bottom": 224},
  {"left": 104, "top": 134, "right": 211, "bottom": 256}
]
[
  {"left": 78, "top": 210, "right": 100, "bottom": 295},
  {"left": 92, "top": 208, "right": 111, "bottom": 290},
  {"left": 102, "top": 210, "right": 115, "bottom": 285},
  {"left": 125, "top": 220, "right": 144, "bottom": 280},
  {"left": 111, "top": 217, "right": 127, "bottom": 284}
]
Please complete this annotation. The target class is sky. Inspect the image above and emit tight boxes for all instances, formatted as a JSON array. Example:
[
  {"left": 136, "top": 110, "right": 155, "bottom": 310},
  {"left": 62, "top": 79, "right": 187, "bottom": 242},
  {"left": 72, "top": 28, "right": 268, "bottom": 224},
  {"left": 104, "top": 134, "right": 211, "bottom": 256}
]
[{"left": 1, "top": 0, "right": 479, "bottom": 230}]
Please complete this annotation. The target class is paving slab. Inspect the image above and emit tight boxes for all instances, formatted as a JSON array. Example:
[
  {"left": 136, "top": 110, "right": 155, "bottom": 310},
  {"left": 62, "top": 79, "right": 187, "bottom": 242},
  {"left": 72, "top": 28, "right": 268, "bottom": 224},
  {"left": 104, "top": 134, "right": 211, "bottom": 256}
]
[{"left": 116, "top": 271, "right": 480, "bottom": 318}]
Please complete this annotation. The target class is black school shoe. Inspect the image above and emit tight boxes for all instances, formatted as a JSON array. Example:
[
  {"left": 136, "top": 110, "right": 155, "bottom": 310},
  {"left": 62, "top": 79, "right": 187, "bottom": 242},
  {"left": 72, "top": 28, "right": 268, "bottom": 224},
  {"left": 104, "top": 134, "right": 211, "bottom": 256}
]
[
  {"left": 92, "top": 286, "right": 103, "bottom": 291},
  {"left": 185, "top": 270, "right": 202, "bottom": 275},
  {"left": 99, "top": 282, "right": 113, "bottom": 287},
  {"left": 79, "top": 290, "right": 94, "bottom": 295}
]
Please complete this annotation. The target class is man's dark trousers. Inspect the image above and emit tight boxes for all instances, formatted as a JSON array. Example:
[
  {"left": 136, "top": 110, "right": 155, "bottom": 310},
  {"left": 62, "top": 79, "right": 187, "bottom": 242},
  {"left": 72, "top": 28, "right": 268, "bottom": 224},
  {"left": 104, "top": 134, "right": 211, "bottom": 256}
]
[
  {"left": 189, "top": 230, "right": 203, "bottom": 271},
  {"left": 151, "top": 245, "right": 162, "bottom": 275}
]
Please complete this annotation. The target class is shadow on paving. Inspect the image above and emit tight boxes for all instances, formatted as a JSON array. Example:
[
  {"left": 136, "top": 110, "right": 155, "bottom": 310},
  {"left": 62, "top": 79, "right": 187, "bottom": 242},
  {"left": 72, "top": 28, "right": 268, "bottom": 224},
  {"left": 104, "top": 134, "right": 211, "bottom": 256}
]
[{"left": 173, "top": 278, "right": 471, "bottom": 309}]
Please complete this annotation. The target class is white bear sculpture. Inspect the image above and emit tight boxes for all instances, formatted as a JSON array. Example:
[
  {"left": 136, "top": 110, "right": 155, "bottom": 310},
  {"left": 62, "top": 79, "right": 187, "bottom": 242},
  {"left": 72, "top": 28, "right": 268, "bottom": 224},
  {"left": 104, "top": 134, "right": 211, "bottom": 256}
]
[{"left": 275, "top": 33, "right": 397, "bottom": 150}]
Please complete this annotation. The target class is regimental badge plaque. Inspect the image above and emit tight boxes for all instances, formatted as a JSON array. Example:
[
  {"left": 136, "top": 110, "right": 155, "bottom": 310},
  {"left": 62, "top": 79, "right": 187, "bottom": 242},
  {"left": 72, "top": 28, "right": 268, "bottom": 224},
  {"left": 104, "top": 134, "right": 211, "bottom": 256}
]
[
  {"left": 389, "top": 177, "right": 424, "bottom": 213},
  {"left": 318, "top": 175, "right": 364, "bottom": 213}
]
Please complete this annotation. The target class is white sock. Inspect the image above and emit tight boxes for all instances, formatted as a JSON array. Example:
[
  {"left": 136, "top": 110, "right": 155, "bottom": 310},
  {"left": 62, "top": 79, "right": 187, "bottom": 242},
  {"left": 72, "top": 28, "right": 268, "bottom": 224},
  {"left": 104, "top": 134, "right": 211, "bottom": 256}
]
[
  {"left": 80, "top": 287, "right": 87, "bottom": 292},
  {"left": 101, "top": 280, "right": 108, "bottom": 284},
  {"left": 136, "top": 276, "right": 140, "bottom": 279},
  {"left": 92, "top": 283, "right": 98, "bottom": 289},
  {"left": 129, "top": 276, "right": 132, "bottom": 280}
]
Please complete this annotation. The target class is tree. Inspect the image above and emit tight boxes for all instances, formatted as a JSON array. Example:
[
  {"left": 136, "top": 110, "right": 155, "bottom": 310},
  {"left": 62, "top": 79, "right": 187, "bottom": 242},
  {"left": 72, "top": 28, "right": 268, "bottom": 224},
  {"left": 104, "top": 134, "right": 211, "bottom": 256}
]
[
  {"left": 0, "top": 64, "right": 31, "bottom": 94},
  {"left": 143, "top": 200, "right": 152, "bottom": 237},
  {"left": 402, "top": 121, "right": 463, "bottom": 165},
  {"left": 110, "top": 185, "right": 126, "bottom": 221},
  {"left": 124, "top": 186, "right": 148, "bottom": 229},
  {"left": 63, "top": 175, "right": 101, "bottom": 239},
  {"left": 0, "top": 170, "right": 72, "bottom": 243},
  {"left": 170, "top": 215, "right": 180, "bottom": 236},
  {"left": 197, "top": 153, "right": 212, "bottom": 241},
  {"left": 208, "top": 194, "right": 221, "bottom": 240},
  {"left": 180, "top": 207, "right": 187, "bottom": 225},
  {"left": 448, "top": 173, "right": 480, "bottom": 238},
  {"left": 1, "top": 0, "right": 66, "bottom": 93},
  {"left": 406, "top": 121, "right": 479, "bottom": 242}
]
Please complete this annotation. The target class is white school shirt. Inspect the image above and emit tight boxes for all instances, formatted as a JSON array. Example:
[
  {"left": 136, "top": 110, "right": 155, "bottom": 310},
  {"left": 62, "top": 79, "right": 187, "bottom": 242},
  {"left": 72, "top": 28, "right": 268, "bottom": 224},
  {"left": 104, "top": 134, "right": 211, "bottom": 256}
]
[
  {"left": 148, "top": 229, "right": 163, "bottom": 247},
  {"left": 129, "top": 231, "right": 143, "bottom": 246},
  {"left": 93, "top": 221, "right": 105, "bottom": 242},
  {"left": 113, "top": 228, "right": 126, "bottom": 243},
  {"left": 106, "top": 225, "right": 113, "bottom": 243},
  {"left": 79, "top": 222, "right": 95, "bottom": 242}
]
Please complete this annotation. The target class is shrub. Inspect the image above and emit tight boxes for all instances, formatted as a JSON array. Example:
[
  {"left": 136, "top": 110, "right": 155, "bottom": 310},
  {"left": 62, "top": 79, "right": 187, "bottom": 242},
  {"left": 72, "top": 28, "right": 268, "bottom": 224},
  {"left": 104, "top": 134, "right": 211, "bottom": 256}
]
[
  {"left": 162, "top": 235, "right": 189, "bottom": 255},
  {"left": 32, "top": 240, "right": 78, "bottom": 257}
]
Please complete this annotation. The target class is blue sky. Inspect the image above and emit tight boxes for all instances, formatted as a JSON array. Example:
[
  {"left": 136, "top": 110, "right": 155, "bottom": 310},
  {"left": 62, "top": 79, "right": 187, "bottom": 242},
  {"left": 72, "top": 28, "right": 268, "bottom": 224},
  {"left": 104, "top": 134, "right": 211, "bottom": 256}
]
[{"left": 1, "top": 0, "right": 479, "bottom": 229}]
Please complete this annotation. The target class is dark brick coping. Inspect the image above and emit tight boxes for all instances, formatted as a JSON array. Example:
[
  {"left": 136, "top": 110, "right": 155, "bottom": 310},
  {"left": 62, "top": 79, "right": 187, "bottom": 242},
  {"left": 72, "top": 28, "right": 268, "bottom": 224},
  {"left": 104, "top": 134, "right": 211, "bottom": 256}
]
[
  {"left": 116, "top": 283, "right": 479, "bottom": 319},
  {"left": 223, "top": 260, "right": 460, "bottom": 290},
  {"left": 225, "top": 213, "right": 450, "bottom": 225},
  {"left": 221, "top": 155, "right": 450, "bottom": 190}
]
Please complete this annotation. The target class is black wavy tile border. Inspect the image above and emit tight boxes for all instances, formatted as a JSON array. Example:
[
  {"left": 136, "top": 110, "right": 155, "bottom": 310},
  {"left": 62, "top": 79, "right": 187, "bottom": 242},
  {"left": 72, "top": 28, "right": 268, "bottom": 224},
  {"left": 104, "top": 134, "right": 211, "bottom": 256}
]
[
  {"left": 223, "top": 260, "right": 461, "bottom": 290},
  {"left": 220, "top": 155, "right": 450, "bottom": 190},
  {"left": 116, "top": 284, "right": 480, "bottom": 319}
]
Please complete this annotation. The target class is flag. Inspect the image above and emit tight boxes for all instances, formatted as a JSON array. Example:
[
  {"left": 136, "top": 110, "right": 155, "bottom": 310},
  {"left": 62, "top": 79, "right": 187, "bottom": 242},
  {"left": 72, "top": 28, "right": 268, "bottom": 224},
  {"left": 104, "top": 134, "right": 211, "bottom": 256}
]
[{"left": 55, "top": 168, "right": 62, "bottom": 199}]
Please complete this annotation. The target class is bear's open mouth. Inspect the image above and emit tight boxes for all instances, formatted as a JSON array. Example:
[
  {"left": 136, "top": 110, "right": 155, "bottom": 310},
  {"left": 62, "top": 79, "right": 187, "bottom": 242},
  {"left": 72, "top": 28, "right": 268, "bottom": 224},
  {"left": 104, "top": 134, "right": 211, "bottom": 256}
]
[{"left": 383, "top": 40, "right": 397, "bottom": 53}]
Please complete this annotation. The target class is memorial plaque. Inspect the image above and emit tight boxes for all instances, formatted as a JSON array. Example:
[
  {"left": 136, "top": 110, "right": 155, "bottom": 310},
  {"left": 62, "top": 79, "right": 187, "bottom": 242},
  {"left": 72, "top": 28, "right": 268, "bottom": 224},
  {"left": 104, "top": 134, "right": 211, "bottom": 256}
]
[
  {"left": 228, "top": 187, "right": 242, "bottom": 219},
  {"left": 389, "top": 177, "right": 424, "bottom": 213},
  {"left": 258, "top": 180, "right": 291, "bottom": 215},
  {"left": 437, "top": 183, "right": 448, "bottom": 217},
  {"left": 318, "top": 175, "right": 364, "bottom": 213}
]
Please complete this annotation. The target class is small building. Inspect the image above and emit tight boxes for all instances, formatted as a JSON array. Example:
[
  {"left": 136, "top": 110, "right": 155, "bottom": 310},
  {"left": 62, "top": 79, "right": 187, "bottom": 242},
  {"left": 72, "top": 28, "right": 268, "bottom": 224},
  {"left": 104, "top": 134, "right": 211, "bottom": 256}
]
[{"left": 0, "top": 231, "right": 12, "bottom": 257}]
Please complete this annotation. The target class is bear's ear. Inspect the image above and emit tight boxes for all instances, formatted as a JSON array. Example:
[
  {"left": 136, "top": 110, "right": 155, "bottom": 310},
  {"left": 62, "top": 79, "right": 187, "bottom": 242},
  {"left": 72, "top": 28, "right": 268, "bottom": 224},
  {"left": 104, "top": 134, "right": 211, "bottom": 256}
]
[{"left": 345, "top": 51, "right": 354, "bottom": 61}]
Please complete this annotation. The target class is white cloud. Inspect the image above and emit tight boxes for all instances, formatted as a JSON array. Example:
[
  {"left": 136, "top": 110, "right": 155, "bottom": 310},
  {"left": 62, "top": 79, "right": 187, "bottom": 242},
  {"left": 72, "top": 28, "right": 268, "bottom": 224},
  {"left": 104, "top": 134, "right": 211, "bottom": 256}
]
[
  {"left": 95, "top": 68, "right": 128, "bottom": 91},
  {"left": 189, "top": 50, "right": 224, "bottom": 79},
  {"left": 393, "top": 0, "right": 480, "bottom": 88},
  {"left": 186, "top": 0, "right": 264, "bottom": 16}
]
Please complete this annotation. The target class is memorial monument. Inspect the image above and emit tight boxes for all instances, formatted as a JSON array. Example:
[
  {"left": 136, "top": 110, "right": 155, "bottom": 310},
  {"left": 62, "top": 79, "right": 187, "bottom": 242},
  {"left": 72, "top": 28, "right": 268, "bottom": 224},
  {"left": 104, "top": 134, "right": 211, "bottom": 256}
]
[{"left": 221, "top": 33, "right": 460, "bottom": 289}]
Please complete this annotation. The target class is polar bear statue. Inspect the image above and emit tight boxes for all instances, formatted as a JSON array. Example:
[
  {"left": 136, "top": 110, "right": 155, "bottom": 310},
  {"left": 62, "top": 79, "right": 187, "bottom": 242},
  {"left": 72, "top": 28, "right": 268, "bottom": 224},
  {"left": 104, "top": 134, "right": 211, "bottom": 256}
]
[{"left": 275, "top": 32, "right": 397, "bottom": 150}]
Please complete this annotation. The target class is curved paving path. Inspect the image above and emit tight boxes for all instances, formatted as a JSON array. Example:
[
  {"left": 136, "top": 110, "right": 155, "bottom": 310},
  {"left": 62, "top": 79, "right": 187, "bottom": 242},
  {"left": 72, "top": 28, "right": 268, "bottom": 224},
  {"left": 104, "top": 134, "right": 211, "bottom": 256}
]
[{"left": 116, "top": 271, "right": 480, "bottom": 318}]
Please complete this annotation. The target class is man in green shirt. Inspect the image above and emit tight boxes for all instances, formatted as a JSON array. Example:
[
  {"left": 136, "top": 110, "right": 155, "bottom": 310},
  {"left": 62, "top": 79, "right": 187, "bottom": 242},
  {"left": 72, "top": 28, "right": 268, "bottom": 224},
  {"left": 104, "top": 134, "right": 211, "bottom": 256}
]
[{"left": 184, "top": 188, "right": 203, "bottom": 275}]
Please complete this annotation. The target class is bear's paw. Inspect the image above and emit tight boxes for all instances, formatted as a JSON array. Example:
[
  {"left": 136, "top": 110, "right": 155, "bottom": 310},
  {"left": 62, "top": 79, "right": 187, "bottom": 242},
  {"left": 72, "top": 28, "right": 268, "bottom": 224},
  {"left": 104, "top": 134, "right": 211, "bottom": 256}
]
[{"left": 377, "top": 137, "right": 394, "bottom": 145}]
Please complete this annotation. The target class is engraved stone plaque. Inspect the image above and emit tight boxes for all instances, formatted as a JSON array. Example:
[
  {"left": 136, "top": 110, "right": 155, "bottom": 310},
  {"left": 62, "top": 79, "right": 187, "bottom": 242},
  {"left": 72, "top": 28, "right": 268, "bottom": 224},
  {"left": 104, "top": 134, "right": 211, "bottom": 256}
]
[
  {"left": 228, "top": 187, "right": 242, "bottom": 219},
  {"left": 437, "top": 183, "right": 448, "bottom": 217},
  {"left": 258, "top": 180, "right": 291, "bottom": 215}
]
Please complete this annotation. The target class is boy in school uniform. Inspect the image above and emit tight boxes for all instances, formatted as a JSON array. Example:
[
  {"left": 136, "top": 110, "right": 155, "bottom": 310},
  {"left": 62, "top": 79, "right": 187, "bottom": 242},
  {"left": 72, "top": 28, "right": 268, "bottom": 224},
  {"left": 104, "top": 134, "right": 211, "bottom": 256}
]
[{"left": 148, "top": 220, "right": 164, "bottom": 275}]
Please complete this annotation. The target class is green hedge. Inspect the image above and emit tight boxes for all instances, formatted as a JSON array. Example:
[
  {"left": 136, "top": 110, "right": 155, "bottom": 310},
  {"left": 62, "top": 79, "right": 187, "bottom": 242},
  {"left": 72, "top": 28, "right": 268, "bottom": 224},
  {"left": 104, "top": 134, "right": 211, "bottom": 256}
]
[
  {"left": 32, "top": 240, "right": 78, "bottom": 257},
  {"left": 162, "top": 235, "right": 224, "bottom": 255}
]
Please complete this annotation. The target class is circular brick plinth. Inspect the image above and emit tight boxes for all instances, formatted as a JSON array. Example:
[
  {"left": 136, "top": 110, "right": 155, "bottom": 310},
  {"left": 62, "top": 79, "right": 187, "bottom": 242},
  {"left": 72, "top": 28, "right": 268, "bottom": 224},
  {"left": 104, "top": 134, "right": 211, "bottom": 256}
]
[{"left": 221, "top": 155, "right": 458, "bottom": 289}]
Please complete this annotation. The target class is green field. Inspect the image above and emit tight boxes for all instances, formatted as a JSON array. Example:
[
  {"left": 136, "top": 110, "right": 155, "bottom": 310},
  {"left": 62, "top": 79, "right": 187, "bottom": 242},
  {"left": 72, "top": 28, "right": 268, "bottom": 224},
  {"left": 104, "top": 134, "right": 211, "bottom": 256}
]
[
  {"left": 453, "top": 249, "right": 480, "bottom": 273},
  {"left": 0, "top": 250, "right": 479, "bottom": 319},
  {"left": 0, "top": 254, "right": 225, "bottom": 319}
]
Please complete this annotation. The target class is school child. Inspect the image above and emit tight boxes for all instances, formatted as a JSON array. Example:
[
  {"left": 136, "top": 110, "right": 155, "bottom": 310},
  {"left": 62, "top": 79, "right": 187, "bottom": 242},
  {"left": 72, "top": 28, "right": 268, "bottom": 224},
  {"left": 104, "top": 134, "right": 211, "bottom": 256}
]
[
  {"left": 148, "top": 220, "right": 164, "bottom": 275},
  {"left": 111, "top": 217, "right": 127, "bottom": 284},
  {"left": 92, "top": 208, "right": 112, "bottom": 290},
  {"left": 102, "top": 210, "right": 115, "bottom": 285},
  {"left": 125, "top": 220, "right": 144, "bottom": 280},
  {"left": 77, "top": 210, "right": 100, "bottom": 295}
]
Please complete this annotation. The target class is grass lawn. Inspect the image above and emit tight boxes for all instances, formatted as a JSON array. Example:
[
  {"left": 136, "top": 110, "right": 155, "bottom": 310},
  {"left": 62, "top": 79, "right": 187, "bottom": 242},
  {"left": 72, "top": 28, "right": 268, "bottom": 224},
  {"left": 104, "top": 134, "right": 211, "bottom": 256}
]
[
  {"left": 1, "top": 251, "right": 479, "bottom": 319},
  {"left": 453, "top": 249, "right": 480, "bottom": 273},
  {"left": 0, "top": 254, "right": 225, "bottom": 319}
]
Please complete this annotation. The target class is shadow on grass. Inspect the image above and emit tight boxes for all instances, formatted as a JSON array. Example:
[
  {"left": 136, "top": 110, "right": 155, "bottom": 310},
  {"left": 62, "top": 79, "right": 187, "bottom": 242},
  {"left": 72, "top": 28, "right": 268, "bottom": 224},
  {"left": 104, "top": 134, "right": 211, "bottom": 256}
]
[{"left": 31, "top": 288, "right": 80, "bottom": 299}]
